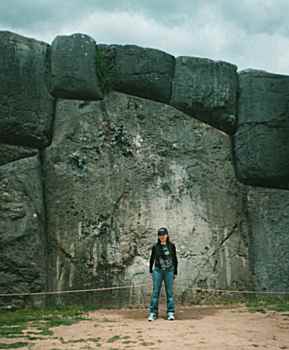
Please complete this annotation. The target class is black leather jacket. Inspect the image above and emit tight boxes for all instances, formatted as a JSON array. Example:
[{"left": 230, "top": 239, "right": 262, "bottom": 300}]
[{"left": 149, "top": 241, "right": 178, "bottom": 275}]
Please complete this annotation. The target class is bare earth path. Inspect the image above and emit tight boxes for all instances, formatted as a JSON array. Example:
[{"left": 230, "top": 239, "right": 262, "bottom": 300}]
[{"left": 4, "top": 305, "right": 289, "bottom": 350}]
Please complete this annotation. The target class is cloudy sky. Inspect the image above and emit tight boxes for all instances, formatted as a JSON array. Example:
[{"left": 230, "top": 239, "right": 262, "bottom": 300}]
[{"left": 1, "top": 0, "right": 289, "bottom": 74}]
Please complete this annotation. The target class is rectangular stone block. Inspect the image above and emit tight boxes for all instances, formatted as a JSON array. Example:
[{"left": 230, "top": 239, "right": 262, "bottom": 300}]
[
  {"left": 233, "top": 123, "right": 289, "bottom": 188},
  {"left": 0, "top": 31, "right": 54, "bottom": 148},
  {"left": 238, "top": 70, "right": 289, "bottom": 124},
  {"left": 51, "top": 33, "right": 103, "bottom": 100},
  {"left": 170, "top": 56, "right": 238, "bottom": 134},
  {"left": 234, "top": 70, "right": 289, "bottom": 189},
  {"left": 97, "top": 44, "right": 175, "bottom": 103}
]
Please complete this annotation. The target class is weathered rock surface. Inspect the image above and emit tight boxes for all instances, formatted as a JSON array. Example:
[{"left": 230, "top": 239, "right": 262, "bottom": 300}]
[
  {"left": 233, "top": 70, "right": 289, "bottom": 189},
  {"left": 0, "top": 156, "right": 46, "bottom": 307},
  {"left": 246, "top": 187, "right": 289, "bottom": 291},
  {"left": 97, "top": 44, "right": 175, "bottom": 103},
  {"left": 0, "top": 31, "right": 54, "bottom": 148},
  {"left": 233, "top": 124, "right": 289, "bottom": 188},
  {"left": 170, "top": 56, "right": 238, "bottom": 134},
  {"left": 0, "top": 144, "right": 38, "bottom": 166},
  {"left": 43, "top": 92, "right": 251, "bottom": 304},
  {"left": 51, "top": 34, "right": 103, "bottom": 100}
]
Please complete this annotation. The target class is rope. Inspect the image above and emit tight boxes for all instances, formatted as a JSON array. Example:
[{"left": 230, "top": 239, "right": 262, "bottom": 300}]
[
  {"left": 187, "top": 287, "right": 289, "bottom": 295},
  {"left": 1, "top": 283, "right": 289, "bottom": 297},
  {"left": 0, "top": 284, "right": 147, "bottom": 297}
]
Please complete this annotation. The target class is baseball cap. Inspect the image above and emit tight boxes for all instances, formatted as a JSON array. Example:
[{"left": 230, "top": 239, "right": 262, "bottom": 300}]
[{"left": 158, "top": 227, "right": 168, "bottom": 235}]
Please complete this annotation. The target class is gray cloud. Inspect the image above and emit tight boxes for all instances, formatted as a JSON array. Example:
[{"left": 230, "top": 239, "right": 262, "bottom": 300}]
[
  {"left": 0, "top": 0, "right": 199, "bottom": 28},
  {"left": 1, "top": 0, "right": 289, "bottom": 74},
  {"left": 218, "top": 0, "right": 289, "bottom": 35}
]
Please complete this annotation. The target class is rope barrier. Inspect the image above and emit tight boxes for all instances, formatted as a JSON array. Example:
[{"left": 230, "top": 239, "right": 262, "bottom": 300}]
[
  {"left": 186, "top": 287, "right": 289, "bottom": 295},
  {"left": 0, "top": 284, "right": 147, "bottom": 297},
  {"left": 1, "top": 283, "right": 289, "bottom": 297}
]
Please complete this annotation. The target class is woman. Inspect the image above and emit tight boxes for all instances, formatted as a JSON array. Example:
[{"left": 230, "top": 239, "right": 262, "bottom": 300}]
[{"left": 148, "top": 227, "right": 178, "bottom": 321}]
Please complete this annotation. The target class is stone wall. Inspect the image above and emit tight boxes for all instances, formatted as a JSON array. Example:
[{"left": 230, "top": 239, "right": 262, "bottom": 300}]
[{"left": 1, "top": 30, "right": 289, "bottom": 307}]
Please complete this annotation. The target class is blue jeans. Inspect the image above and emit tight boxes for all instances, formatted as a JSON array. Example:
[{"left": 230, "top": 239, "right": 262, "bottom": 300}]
[{"left": 149, "top": 267, "right": 175, "bottom": 315}]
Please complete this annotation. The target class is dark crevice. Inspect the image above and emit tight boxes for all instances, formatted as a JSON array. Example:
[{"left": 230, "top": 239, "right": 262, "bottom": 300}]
[
  {"left": 214, "top": 223, "right": 239, "bottom": 252},
  {"left": 39, "top": 148, "right": 49, "bottom": 300}
]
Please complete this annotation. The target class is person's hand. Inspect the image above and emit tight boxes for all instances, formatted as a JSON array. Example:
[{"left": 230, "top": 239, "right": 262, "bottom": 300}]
[{"left": 173, "top": 275, "right": 176, "bottom": 280}]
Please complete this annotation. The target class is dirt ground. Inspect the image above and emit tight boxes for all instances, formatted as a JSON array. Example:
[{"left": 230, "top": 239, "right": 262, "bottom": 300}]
[{"left": 3, "top": 304, "right": 289, "bottom": 350}]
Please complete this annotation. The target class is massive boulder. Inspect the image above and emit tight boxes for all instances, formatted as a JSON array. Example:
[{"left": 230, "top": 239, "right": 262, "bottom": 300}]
[
  {"left": 233, "top": 70, "right": 289, "bottom": 189},
  {"left": 97, "top": 44, "right": 175, "bottom": 104},
  {"left": 50, "top": 34, "right": 103, "bottom": 100},
  {"left": 170, "top": 56, "right": 238, "bottom": 134},
  {"left": 246, "top": 186, "right": 289, "bottom": 292},
  {"left": 43, "top": 92, "right": 251, "bottom": 305},
  {"left": 0, "top": 156, "right": 46, "bottom": 307},
  {"left": 0, "top": 31, "right": 54, "bottom": 148}
]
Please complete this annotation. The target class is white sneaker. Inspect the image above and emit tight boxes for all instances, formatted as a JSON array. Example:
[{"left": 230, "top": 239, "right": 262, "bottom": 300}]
[
  {"left": 148, "top": 313, "right": 157, "bottom": 321},
  {"left": 167, "top": 312, "right": 175, "bottom": 320}
]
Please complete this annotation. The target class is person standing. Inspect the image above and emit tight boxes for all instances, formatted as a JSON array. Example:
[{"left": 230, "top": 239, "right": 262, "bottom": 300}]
[{"left": 148, "top": 227, "right": 178, "bottom": 321}]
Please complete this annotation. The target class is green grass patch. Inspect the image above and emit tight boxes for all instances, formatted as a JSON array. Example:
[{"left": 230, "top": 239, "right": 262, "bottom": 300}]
[
  {"left": 0, "top": 326, "right": 25, "bottom": 339},
  {"left": 0, "top": 305, "right": 92, "bottom": 340},
  {"left": 246, "top": 295, "right": 289, "bottom": 313},
  {"left": 107, "top": 335, "right": 121, "bottom": 343},
  {"left": 0, "top": 342, "right": 29, "bottom": 349}
]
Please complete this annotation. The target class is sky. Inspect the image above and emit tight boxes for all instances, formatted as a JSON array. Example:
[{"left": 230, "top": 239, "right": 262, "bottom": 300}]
[{"left": 1, "top": 0, "right": 289, "bottom": 74}]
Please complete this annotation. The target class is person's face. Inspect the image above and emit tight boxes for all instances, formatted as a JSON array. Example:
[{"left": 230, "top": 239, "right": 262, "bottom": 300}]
[{"left": 158, "top": 234, "right": 168, "bottom": 243}]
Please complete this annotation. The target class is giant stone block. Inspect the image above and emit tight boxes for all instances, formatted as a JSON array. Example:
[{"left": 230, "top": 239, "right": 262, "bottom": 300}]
[
  {"left": 170, "top": 56, "right": 238, "bottom": 134},
  {"left": 0, "top": 31, "right": 54, "bottom": 148},
  {"left": 97, "top": 44, "right": 175, "bottom": 103},
  {"left": 50, "top": 33, "right": 103, "bottom": 100},
  {"left": 42, "top": 92, "right": 251, "bottom": 305},
  {"left": 233, "top": 70, "right": 289, "bottom": 189}
]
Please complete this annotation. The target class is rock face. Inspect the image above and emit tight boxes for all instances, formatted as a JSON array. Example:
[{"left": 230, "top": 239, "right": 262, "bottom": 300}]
[
  {"left": 170, "top": 57, "right": 238, "bottom": 134},
  {"left": 97, "top": 44, "right": 175, "bottom": 104},
  {"left": 246, "top": 187, "right": 289, "bottom": 292},
  {"left": 0, "top": 156, "right": 46, "bottom": 307},
  {"left": 43, "top": 92, "right": 252, "bottom": 304},
  {"left": 0, "top": 144, "right": 38, "bottom": 166},
  {"left": 0, "top": 31, "right": 54, "bottom": 148},
  {"left": 233, "top": 70, "right": 289, "bottom": 189},
  {"left": 51, "top": 34, "right": 103, "bottom": 100}
]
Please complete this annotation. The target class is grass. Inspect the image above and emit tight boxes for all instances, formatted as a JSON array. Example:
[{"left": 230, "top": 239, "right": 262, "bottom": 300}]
[
  {"left": 246, "top": 295, "right": 289, "bottom": 313},
  {"left": 0, "top": 343, "right": 29, "bottom": 349},
  {"left": 107, "top": 335, "right": 121, "bottom": 343},
  {"left": 179, "top": 290, "right": 289, "bottom": 312},
  {"left": 0, "top": 305, "right": 91, "bottom": 342}
]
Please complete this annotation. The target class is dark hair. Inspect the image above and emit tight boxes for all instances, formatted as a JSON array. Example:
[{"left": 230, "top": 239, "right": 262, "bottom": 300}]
[{"left": 157, "top": 235, "right": 171, "bottom": 244}]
